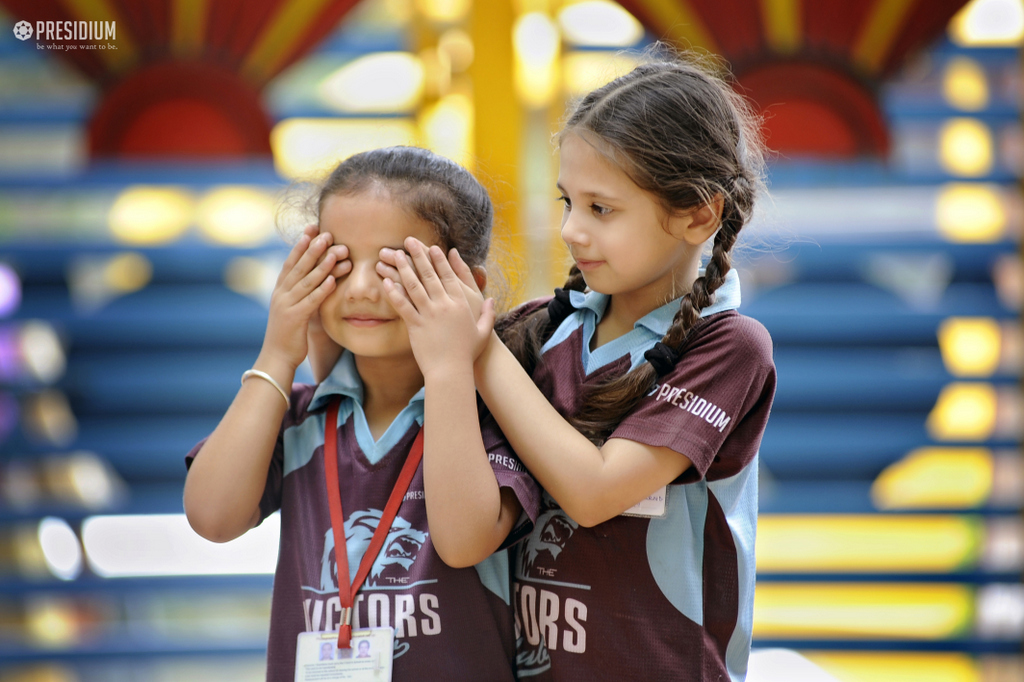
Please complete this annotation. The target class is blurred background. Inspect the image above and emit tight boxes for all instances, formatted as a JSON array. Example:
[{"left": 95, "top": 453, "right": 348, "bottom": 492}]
[{"left": 0, "top": 0, "right": 1020, "bottom": 680}]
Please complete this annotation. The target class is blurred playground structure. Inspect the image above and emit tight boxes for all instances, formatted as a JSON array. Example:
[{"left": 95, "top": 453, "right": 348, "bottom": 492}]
[{"left": 0, "top": 0, "right": 1021, "bottom": 680}]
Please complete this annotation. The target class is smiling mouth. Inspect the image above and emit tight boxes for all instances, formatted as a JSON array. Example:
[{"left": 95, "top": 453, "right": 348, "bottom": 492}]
[
  {"left": 574, "top": 258, "right": 604, "bottom": 270},
  {"left": 343, "top": 316, "right": 393, "bottom": 327}
]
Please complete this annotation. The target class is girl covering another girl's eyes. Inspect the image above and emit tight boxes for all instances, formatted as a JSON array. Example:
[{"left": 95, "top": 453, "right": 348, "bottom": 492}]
[{"left": 380, "top": 47, "right": 776, "bottom": 681}]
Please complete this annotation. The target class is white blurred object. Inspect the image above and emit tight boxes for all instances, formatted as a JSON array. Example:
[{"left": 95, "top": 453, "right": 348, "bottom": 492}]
[
  {"left": 748, "top": 649, "right": 843, "bottom": 682},
  {"left": 82, "top": 513, "right": 279, "bottom": 577}
]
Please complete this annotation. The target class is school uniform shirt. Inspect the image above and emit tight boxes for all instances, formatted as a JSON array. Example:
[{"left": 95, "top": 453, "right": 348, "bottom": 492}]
[
  {"left": 186, "top": 351, "right": 541, "bottom": 682},
  {"left": 513, "top": 270, "right": 776, "bottom": 682}
]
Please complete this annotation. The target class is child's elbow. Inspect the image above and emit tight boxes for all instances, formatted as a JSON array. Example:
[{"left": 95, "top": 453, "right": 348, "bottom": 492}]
[
  {"left": 432, "top": 535, "right": 494, "bottom": 569},
  {"left": 183, "top": 502, "right": 247, "bottom": 544},
  {"left": 560, "top": 501, "right": 614, "bottom": 529}
]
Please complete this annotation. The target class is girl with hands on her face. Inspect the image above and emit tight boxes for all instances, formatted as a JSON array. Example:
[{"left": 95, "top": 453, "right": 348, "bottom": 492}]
[{"left": 183, "top": 147, "right": 539, "bottom": 682}]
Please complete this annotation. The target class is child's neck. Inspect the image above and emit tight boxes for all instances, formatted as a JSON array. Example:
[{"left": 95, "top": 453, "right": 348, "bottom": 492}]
[
  {"left": 592, "top": 262, "right": 700, "bottom": 350},
  {"left": 353, "top": 355, "right": 424, "bottom": 441}
]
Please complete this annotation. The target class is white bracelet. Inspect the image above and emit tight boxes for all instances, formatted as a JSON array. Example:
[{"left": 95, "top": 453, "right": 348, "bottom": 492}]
[{"left": 241, "top": 369, "right": 291, "bottom": 409}]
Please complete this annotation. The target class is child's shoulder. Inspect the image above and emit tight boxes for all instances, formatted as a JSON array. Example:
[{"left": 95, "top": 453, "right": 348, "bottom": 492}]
[
  {"left": 495, "top": 296, "right": 551, "bottom": 330},
  {"left": 698, "top": 311, "right": 774, "bottom": 368}
]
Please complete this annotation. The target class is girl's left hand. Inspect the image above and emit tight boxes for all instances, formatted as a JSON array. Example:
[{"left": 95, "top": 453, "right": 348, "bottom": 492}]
[{"left": 380, "top": 237, "right": 495, "bottom": 378}]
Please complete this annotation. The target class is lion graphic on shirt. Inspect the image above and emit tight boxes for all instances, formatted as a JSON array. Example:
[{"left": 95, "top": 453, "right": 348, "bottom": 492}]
[
  {"left": 521, "top": 507, "right": 578, "bottom": 573},
  {"left": 319, "top": 509, "right": 429, "bottom": 591}
]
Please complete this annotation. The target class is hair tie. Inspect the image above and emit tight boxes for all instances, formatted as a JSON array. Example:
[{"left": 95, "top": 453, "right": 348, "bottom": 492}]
[
  {"left": 644, "top": 342, "right": 680, "bottom": 377},
  {"left": 547, "top": 287, "right": 575, "bottom": 328}
]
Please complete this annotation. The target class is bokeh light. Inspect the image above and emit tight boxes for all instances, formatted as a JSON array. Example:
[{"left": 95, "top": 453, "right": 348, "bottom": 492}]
[
  {"left": 949, "top": 0, "right": 1024, "bottom": 47},
  {"left": 420, "top": 92, "right": 474, "bottom": 170},
  {"left": 927, "top": 382, "right": 998, "bottom": 441},
  {"left": 514, "top": 12, "right": 560, "bottom": 109},
  {"left": 942, "top": 57, "right": 989, "bottom": 111},
  {"left": 754, "top": 583, "right": 974, "bottom": 639},
  {"left": 319, "top": 52, "right": 425, "bottom": 113},
  {"left": 196, "top": 186, "right": 277, "bottom": 246},
  {"left": 271, "top": 118, "right": 419, "bottom": 179},
  {"left": 67, "top": 252, "right": 153, "bottom": 313},
  {"left": 0, "top": 263, "right": 21, "bottom": 318},
  {"left": 935, "top": 184, "right": 1006, "bottom": 242},
  {"left": 558, "top": 1, "right": 644, "bottom": 47},
  {"left": 37, "top": 517, "right": 83, "bottom": 581},
  {"left": 108, "top": 187, "right": 194, "bottom": 245},
  {"left": 938, "top": 317, "right": 1002, "bottom": 376},
  {"left": 757, "top": 515, "right": 983, "bottom": 572},
  {"left": 872, "top": 447, "right": 994, "bottom": 510},
  {"left": 82, "top": 514, "right": 279, "bottom": 577},
  {"left": 939, "top": 118, "right": 994, "bottom": 177}
]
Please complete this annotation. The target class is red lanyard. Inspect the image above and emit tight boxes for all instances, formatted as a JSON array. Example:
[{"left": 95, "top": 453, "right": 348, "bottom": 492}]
[{"left": 323, "top": 397, "right": 424, "bottom": 649}]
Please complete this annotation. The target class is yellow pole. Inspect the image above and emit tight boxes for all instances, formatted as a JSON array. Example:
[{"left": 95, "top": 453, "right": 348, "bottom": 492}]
[{"left": 470, "top": 0, "right": 525, "bottom": 304}]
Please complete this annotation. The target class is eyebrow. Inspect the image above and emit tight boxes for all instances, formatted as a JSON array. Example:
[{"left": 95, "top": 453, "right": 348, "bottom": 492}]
[{"left": 556, "top": 183, "right": 618, "bottom": 202}]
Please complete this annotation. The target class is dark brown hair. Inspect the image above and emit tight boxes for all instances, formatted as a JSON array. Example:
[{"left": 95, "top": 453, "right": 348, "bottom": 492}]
[
  {"left": 316, "top": 146, "right": 494, "bottom": 269},
  {"left": 500, "top": 49, "right": 765, "bottom": 441}
]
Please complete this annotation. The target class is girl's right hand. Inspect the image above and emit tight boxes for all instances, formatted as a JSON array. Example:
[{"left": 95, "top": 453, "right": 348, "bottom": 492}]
[{"left": 259, "top": 227, "right": 346, "bottom": 373}]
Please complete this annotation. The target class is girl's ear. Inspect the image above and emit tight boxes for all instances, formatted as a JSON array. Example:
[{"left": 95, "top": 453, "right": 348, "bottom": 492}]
[
  {"left": 670, "top": 194, "right": 724, "bottom": 246},
  {"left": 471, "top": 266, "right": 488, "bottom": 292}
]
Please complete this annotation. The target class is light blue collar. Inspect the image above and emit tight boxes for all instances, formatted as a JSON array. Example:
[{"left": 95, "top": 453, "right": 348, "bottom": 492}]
[
  {"left": 548, "top": 268, "right": 742, "bottom": 374},
  {"left": 308, "top": 351, "right": 425, "bottom": 464}
]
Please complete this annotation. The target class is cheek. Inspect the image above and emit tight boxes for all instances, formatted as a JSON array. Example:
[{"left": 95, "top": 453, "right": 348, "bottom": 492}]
[{"left": 320, "top": 284, "right": 344, "bottom": 309}]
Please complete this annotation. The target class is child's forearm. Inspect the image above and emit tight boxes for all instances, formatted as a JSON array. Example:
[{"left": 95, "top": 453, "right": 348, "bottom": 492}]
[
  {"left": 422, "top": 365, "right": 517, "bottom": 567},
  {"left": 474, "top": 332, "right": 689, "bottom": 526},
  {"left": 183, "top": 353, "right": 292, "bottom": 543}
]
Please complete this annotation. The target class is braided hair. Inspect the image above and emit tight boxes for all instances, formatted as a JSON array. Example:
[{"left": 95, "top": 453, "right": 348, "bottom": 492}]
[{"left": 500, "top": 50, "right": 765, "bottom": 441}]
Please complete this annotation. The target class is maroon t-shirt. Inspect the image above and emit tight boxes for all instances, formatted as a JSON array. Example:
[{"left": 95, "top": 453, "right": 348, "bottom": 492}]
[
  {"left": 512, "top": 297, "right": 775, "bottom": 681},
  {"left": 188, "top": 360, "right": 541, "bottom": 681}
]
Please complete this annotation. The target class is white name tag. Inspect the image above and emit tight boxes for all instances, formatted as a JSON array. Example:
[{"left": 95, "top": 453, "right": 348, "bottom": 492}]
[
  {"left": 621, "top": 486, "right": 668, "bottom": 518},
  {"left": 295, "top": 628, "right": 394, "bottom": 682}
]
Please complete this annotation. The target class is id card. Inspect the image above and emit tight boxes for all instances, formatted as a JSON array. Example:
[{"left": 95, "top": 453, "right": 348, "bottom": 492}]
[
  {"left": 621, "top": 486, "right": 668, "bottom": 518},
  {"left": 295, "top": 628, "right": 394, "bottom": 682}
]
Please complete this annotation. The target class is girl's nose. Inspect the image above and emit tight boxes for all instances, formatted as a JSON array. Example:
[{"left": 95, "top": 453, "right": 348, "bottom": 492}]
[
  {"left": 560, "top": 211, "right": 589, "bottom": 248},
  {"left": 344, "top": 262, "right": 381, "bottom": 301}
]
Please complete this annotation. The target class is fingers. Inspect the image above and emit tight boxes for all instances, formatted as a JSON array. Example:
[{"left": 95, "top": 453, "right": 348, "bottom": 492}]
[
  {"left": 392, "top": 249, "right": 429, "bottom": 310},
  {"left": 378, "top": 247, "right": 399, "bottom": 268},
  {"left": 428, "top": 244, "right": 466, "bottom": 299},
  {"left": 304, "top": 274, "right": 336, "bottom": 311},
  {"left": 382, "top": 277, "right": 420, "bottom": 322},
  {"left": 277, "top": 232, "right": 313, "bottom": 288},
  {"left": 296, "top": 243, "right": 339, "bottom": 297},
  {"left": 404, "top": 237, "right": 447, "bottom": 299},
  {"left": 375, "top": 258, "right": 401, "bottom": 284},
  {"left": 477, "top": 297, "right": 497, "bottom": 336},
  {"left": 318, "top": 244, "right": 350, "bottom": 278},
  {"left": 284, "top": 231, "right": 333, "bottom": 292},
  {"left": 448, "top": 249, "right": 482, "bottom": 295}
]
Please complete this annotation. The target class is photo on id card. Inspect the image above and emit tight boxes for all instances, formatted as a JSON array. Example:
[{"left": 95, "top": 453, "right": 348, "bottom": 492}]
[{"left": 295, "top": 628, "right": 394, "bottom": 681}]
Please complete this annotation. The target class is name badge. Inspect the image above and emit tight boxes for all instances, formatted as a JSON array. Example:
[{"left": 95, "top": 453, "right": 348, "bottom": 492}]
[
  {"left": 295, "top": 628, "right": 394, "bottom": 682},
  {"left": 621, "top": 486, "right": 668, "bottom": 518}
]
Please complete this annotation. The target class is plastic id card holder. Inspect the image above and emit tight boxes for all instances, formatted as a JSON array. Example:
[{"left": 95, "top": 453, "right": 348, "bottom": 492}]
[
  {"left": 621, "top": 485, "right": 668, "bottom": 518},
  {"left": 295, "top": 628, "right": 395, "bottom": 682}
]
